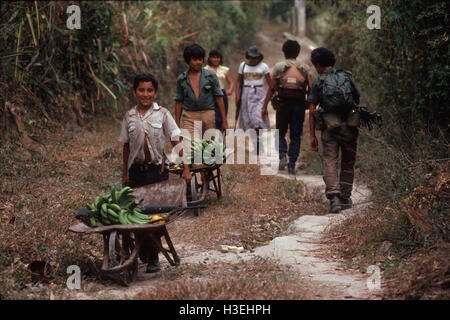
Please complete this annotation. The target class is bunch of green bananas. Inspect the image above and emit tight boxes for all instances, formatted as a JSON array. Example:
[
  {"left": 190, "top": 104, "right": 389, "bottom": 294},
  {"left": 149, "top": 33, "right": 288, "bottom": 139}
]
[
  {"left": 187, "top": 138, "right": 226, "bottom": 165},
  {"left": 85, "top": 186, "right": 151, "bottom": 227}
]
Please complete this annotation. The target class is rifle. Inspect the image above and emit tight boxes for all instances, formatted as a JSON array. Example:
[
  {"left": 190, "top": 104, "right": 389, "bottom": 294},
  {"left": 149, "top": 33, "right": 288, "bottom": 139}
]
[
  {"left": 235, "top": 63, "right": 246, "bottom": 127},
  {"left": 352, "top": 81, "right": 382, "bottom": 131},
  {"left": 358, "top": 106, "right": 382, "bottom": 130}
]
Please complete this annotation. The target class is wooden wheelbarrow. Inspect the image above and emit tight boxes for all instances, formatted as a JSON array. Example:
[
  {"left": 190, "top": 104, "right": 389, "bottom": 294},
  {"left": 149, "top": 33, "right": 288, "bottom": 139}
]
[
  {"left": 169, "top": 147, "right": 234, "bottom": 215},
  {"left": 170, "top": 163, "right": 223, "bottom": 216},
  {"left": 69, "top": 179, "right": 188, "bottom": 286}
]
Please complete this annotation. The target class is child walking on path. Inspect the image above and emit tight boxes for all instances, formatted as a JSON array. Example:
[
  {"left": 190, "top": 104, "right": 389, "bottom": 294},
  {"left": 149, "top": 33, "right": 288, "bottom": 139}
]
[
  {"left": 262, "top": 40, "right": 312, "bottom": 175},
  {"left": 205, "top": 49, "right": 234, "bottom": 130},
  {"left": 235, "top": 46, "right": 271, "bottom": 154},
  {"left": 174, "top": 44, "right": 228, "bottom": 142}
]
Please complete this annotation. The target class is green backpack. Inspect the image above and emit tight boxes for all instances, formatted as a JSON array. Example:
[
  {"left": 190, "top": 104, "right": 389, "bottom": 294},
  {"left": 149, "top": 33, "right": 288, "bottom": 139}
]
[{"left": 319, "top": 70, "right": 356, "bottom": 114}]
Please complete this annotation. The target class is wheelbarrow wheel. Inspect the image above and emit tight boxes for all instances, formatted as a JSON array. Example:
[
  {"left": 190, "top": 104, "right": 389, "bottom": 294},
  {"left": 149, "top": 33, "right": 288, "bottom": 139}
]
[
  {"left": 189, "top": 174, "right": 200, "bottom": 216},
  {"left": 106, "top": 231, "right": 138, "bottom": 286}
]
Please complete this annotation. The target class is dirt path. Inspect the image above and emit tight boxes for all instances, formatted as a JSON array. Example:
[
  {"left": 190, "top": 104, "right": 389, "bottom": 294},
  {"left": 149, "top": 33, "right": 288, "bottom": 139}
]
[
  {"left": 61, "top": 21, "right": 384, "bottom": 301},
  {"left": 253, "top": 22, "right": 382, "bottom": 299}
]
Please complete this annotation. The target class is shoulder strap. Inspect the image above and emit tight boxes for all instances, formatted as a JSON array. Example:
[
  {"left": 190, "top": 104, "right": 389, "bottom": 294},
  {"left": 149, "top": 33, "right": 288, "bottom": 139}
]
[{"left": 241, "top": 63, "right": 246, "bottom": 83}]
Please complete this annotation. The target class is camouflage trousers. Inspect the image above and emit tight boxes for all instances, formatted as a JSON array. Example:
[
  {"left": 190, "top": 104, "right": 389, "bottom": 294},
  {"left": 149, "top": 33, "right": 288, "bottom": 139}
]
[{"left": 321, "top": 125, "right": 358, "bottom": 200}]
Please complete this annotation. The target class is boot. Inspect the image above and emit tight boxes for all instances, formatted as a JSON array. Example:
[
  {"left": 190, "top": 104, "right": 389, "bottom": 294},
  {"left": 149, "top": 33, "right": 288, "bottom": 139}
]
[
  {"left": 288, "top": 163, "right": 295, "bottom": 175},
  {"left": 339, "top": 197, "right": 353, "bottom": 210},
  {"left": 278, "top": 158, "right": 287, "bottom": 171},
  {"left": 146, "top": 258, "right": 161, "bottom": 273},
  {"left": 329, "top": 195, "right": 342, "bottom": 213}
]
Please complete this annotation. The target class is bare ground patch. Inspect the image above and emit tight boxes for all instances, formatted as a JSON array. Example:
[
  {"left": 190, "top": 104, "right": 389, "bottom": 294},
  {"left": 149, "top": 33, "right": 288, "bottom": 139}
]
[{"left": 0, "top": 117, "right": 322, "bottom": 299}]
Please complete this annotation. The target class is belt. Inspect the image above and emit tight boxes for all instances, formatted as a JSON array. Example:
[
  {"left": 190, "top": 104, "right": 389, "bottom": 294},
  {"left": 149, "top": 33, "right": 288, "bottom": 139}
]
[
  {"left": 131, "top": 163, "right": 160, "bottom": 172},
  {"left": 244, "top": 85, "right": 263, "bottom": 88}
]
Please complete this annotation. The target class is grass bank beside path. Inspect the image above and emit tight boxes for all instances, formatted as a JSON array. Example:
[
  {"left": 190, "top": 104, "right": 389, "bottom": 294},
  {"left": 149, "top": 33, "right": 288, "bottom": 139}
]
[{"left": 0, "top": 114, "right": 324, "bottom": 299}]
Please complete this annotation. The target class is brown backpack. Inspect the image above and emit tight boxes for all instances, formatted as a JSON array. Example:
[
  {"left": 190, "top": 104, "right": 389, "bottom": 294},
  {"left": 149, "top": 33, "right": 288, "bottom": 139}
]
[{"left": 276, "top": 61, "right": 309, "bottom": 100}]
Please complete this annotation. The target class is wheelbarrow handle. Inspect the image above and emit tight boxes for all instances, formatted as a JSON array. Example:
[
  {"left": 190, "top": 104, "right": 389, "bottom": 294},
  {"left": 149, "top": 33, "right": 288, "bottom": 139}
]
[{"left": 141, "top": 204, "right": 207, "bottom": 214}]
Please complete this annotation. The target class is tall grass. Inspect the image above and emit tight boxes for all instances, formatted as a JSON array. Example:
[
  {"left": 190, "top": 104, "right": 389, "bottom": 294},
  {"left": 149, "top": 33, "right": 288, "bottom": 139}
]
[{"left": 1, "top": 1, "right": 263, "bottom": 141}]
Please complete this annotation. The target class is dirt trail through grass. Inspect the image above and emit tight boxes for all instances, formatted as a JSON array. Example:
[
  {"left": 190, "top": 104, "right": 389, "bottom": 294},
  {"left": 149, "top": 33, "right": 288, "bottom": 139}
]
[
  {"left": 1, "top": 21, "right": 383, "bottom": 300},
  {"left": 68, "top": 21, "right": 382, "bottom": 300}
]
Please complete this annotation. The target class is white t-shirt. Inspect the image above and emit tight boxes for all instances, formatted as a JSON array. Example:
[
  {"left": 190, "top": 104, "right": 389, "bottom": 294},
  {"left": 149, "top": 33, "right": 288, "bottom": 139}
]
[
  {"left": 205, "top": 65, "right": 229, "bottom": 90},
  {"left": 238, "top": 62, "right": 269, "bottom": 86}
]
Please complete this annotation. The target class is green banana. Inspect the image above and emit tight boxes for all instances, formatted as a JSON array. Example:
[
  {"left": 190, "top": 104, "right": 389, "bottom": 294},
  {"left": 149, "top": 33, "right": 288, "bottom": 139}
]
[
  {"left": 100, "top": 204, "right": 109, "bottom": 219},
  {"left": 132, "top": 210, "right": 150, "bottom": 221},
  {"left": 107, "top": 208, "right": 119, "bottom": 218},
  {"left": 118, "top": 210, "right": 130, "bottom": 225},
  {"left": 116, "top": 187, "right": 132, "bottom": 202},
  {"left": 111, "top": 186, "right": 117, "bottom": 203},
  {"left": 88, "top": 186, "right": 144, "bottom": 226},
  {"left": 119, "top": 200, "right": 134, "bottom": 209},
  {"left": 109, "top": 215, "right": 120, "bottom": 224},
  {"left": 94, "top": 196, "right": 104, "bottom": 210},
  {"left": 109, "top": 203, "right": 121, "bottom": 213},
  {"left": 90, "top": 216, "right": 104, "bottom": 227},
  {"left": 121, "top": 187, "right": 133, "bottom": 194},
  {"left": 89, "top": 216, "right": 98, "bottom": 227},
  {"left": 101, "top": 216, "right": 113, "bottom": 225},
  {"left": 127, "top": 213, "right": 148, "bottom": 224},
  {"left": 101, "top": 203, "right": 109, "bottom": 214}
]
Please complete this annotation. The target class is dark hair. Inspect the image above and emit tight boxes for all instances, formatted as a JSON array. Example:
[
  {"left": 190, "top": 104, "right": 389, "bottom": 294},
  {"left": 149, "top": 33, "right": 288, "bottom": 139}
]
[
  {"left": 282, "top": 40, "right": 301, "bottom": 59},
  {"left": 310, "top": 47, "right": 336, "bottom": 67},
  {"left": 207, "top": 49, "right": 223, "bottom": 66},
  {"left": 133, "top": 73, "right": 158, "bottom": 91},
  {"left": 183, "top": 43, "right": 205, "bottom": 64}
]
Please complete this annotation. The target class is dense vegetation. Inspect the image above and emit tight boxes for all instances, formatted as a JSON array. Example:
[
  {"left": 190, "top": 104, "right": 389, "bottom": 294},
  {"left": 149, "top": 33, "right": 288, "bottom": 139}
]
[
  {"left": 308, "top": 0, "right": 449, "bottom": 298},
  {"left": 0, "top": 1, "right": 262, "bottom": 141},
  {"left": 0, "top": 0, "right": 447, "bottom": 299}
]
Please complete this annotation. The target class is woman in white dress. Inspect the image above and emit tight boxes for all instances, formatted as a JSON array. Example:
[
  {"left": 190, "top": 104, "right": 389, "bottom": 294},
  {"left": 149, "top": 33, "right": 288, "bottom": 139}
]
[
  {"left": 205, "top": 49, "right": 234, "bottom": 130},
  {"left": 235, "top": 46, "right": 271, "bottom": 154}
]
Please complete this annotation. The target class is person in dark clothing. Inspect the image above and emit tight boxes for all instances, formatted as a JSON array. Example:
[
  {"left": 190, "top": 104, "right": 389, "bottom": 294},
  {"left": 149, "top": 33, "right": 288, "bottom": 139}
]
[
  {"left": 262, "top": 40, "right": 312, "bottom": 174},
  {"left": 307, "top": 48, "right": 361, "bottom": 213},
  {"left": 174, "top": 44, "right": 228, "bottom": 143}
]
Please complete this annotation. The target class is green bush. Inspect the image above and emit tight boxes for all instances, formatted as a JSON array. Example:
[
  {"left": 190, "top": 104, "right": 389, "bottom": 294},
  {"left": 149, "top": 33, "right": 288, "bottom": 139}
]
[{"left": 0, "top": 1, "right": 263, "bottom": 138}]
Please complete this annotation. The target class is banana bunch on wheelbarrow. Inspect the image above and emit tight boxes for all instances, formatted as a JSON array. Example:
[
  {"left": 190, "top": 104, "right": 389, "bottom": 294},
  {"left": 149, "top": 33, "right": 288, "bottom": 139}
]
[
  {"left": 76, "top": 186, "right": 165, "bottom": 227},
  {"left": 186, "top": 138, "right": 226, "bottom": 165},
  {"left": 75, "top": 186, "right": 206, "bottom": 228}
]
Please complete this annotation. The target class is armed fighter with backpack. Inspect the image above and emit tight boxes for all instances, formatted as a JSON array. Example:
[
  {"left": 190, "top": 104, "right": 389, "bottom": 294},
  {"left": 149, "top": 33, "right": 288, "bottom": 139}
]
[
  {"left": 308, "top": 47, "right": 381, "bottom": 213},
  {"left": 263, "top": 40, "right": 312, "bottom": 175}
]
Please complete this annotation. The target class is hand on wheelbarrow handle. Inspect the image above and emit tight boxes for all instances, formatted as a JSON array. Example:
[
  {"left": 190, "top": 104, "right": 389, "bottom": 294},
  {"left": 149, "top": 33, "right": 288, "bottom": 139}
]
[{"left": 141, "top": 204, "right": 207, "bottom": 214}]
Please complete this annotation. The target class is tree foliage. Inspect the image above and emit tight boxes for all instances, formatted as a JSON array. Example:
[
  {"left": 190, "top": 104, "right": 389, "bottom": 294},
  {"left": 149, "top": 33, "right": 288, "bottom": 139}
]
[
  {"left": 0, "top": 1, "right": 262, "bottom": 139},
  {"left": 309, "top": 0, "right": 449, "bottom": 175},
  {"left": 309, "top": 0, "right": 449, "bottom": 248},
  {"left": 311, "top": 0, "right": 449, "bottom": 144}
]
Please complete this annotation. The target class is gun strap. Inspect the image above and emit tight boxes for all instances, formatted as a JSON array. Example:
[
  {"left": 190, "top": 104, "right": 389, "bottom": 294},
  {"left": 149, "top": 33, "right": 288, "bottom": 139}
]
[
  {"left": 239, "top": 63, "right": 246, "bottom": 100},
  {"left": 235, "top": 63, "right": 247, "bottom": 125}
]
